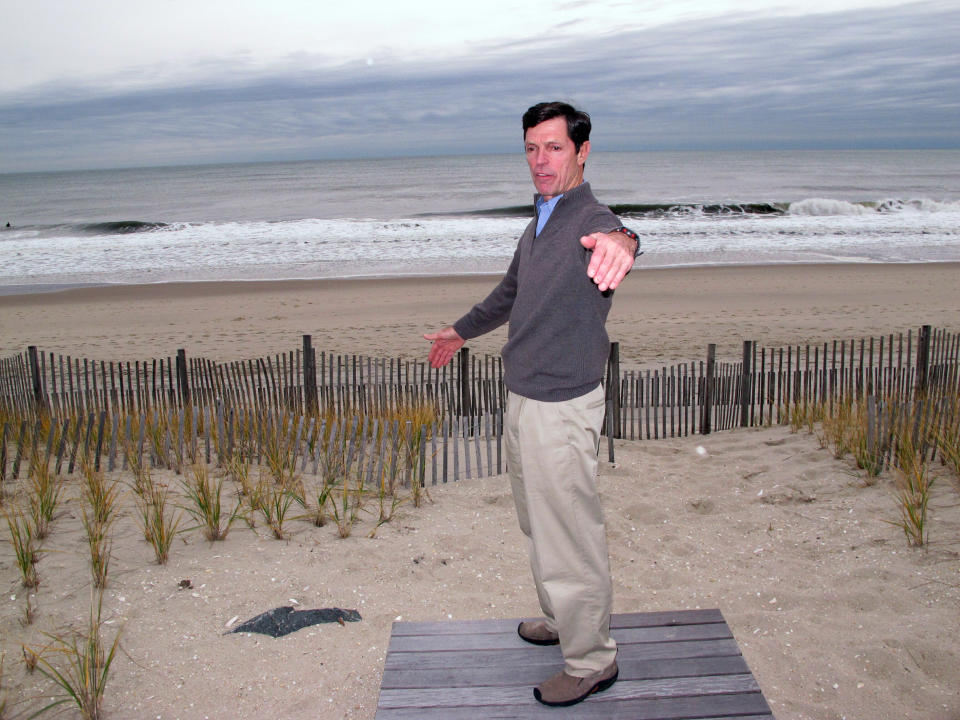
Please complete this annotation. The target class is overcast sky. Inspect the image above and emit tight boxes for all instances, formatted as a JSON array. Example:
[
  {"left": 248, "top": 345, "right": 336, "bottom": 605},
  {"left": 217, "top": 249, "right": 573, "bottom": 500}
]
[{"left": 2, "top": 0, "right": 958, "bottom": 172}]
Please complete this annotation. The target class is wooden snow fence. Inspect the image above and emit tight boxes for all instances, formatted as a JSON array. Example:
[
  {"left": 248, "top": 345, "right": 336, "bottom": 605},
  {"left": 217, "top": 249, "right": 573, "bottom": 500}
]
[
  {"left": 1, "top": 337, "right": 504, "bottom": 420},
  {"left": 2, "top": 326, "right": 958, "bottom": 483},
  {"left": 0, "top": 403, "right": 504, "bottom": 488},
  {"left": 604, "top": 326, "right": 959, "bottom": 442}
]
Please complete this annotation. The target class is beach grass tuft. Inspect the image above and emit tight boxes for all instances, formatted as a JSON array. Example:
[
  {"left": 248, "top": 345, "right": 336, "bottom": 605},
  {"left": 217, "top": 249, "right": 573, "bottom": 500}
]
[
  {"left": 80, "top": 506, "right": 113, "bottom": 591},
  {"left": 849, "top": 397, "right": 886, "bottom": 480},
  {"left": 312, "top": 421, "right": 360, "bottom": 538},
  {"left": 181, "top": 463, "right": 241, "bottom": 541},
  {"left": 134, "top": 481, "right": 180, "bottom": 564},
  {"left": 22, "top": 643, "right": 42, "bottom": 674},
  {"left": 225, "top": 454, "right": 255, "bottom": 498},
  {"left": 313, "top": 477, "right": 333, "bottom": 528},
  {"left": 22, "top": 592, "right": 37, "bottom": 627},
  {"left": 256, "top": 477, "right": 306, "bottom": 540},
  {"left": 32, "top": 591, "right": 121, "bottom": 720},
  {"left": 123, "top": 427, "right": 150, "bottom": 497},
  {"left": 329, "top": 476, "right": 358, "bottom": 539},
  {"left": 79, "top": 462, "right": 120, "bottom": 589},
  {"left": 820, "top": 397, "right": 853, "bottom": 459},
  {"left": 27, "top": 454, "right": 63, "bottom": 540},
  {"left": 370, "top": 473, "right": 405, "bottom": 538},
  {"left": 4, "top": 506, "right": 39, "bottom": 589},
  {"left": 145, "top": 412, "right": 169, "bottom": 470},
  {"left": 401, "top": 421, "right": 431, "bottom": 509},
  {"left": 263, "top": 422, "right": 298, "bottom": 487},
  {"left": 787, "top": 399, "right": 825, "bottom": 435},
  {"left": 80, "top": 461, "right": 121, "bottom": 530},
  {"left": 934, "top": 395, "right": 960, "bottom": 482},
  {"left": 887, "top": 413, "right": 935, "bottom": 546}
]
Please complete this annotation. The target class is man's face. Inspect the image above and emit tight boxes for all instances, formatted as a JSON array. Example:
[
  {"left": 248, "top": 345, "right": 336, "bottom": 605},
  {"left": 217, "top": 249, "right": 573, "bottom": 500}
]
[{"left": 524, "top": 116, "right": 590, "bottom": 200}]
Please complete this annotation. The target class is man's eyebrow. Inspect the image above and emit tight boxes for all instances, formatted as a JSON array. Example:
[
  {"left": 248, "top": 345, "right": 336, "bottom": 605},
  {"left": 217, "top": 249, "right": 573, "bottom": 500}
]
[{"left": 525, "top": 138, "right": 565, "bottom": 146}]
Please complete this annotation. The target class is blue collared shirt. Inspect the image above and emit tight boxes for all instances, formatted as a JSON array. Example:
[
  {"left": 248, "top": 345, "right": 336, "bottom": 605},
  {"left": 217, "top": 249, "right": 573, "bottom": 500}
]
[{"left": 535, "top": 194, "right": 563, "bottom": 236}]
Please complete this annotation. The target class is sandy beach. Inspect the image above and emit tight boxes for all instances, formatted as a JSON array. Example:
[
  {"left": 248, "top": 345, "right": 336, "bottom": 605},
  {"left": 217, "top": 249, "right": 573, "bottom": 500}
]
[
  {"left": 2, "top": 263, "right": 960, "bottom": 367},
  {"left": 2, "top": 262, "right": 960, "bottom": 719}
]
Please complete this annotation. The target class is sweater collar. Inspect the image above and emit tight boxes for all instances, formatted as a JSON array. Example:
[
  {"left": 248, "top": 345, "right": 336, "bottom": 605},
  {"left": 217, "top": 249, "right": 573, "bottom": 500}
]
[{"left": 533, "top": 181, "right": 592, "bottom": 208}]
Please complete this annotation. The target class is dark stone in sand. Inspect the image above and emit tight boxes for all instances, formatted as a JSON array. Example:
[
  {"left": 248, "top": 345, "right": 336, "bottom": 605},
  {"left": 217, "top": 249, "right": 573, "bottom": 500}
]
[{"left": 231, "top": 606, "right": 361, "bottom": 638}]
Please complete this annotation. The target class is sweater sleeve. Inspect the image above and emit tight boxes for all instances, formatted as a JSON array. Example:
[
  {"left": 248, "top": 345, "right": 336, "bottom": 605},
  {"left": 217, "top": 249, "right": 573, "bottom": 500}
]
[
  {"left": 585, "top": 206, "right": 623, "bottom": 237},
  {"left": 452, "top": 246, "right": 519, "bottom": 340}
]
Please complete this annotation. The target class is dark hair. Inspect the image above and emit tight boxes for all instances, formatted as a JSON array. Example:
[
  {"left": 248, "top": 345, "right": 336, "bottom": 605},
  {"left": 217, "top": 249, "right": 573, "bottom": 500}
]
[{"left": 522, "top": 102, "right": 591, "bottom": 151}]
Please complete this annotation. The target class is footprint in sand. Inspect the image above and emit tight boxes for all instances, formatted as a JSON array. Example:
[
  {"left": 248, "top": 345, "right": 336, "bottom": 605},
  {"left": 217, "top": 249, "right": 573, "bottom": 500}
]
[
  {"left": 665, "top": 539, "right": 698, "bottom": 558},
  {"left": 623, "top": 502, "right": 668, "bottom": 525},
  {"left": 686, "top": 497, "right": 716, "bottom": 515}
]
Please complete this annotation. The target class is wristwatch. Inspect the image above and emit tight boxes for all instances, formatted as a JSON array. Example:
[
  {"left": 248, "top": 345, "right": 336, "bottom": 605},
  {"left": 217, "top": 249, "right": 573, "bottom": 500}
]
[{"left": 612, "top": 226, "right": 642, "bottom": 257}]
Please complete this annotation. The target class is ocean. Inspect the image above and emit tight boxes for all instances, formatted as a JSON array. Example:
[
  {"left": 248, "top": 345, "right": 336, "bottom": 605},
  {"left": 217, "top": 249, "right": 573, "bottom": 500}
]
[{"left": 1, "top": 150, "right": 958, "bottom": 293}]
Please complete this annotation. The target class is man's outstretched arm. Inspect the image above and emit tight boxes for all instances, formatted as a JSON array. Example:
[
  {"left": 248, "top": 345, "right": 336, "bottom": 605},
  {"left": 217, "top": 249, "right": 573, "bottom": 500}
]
[
  {"left": 581, "top": 229, "right": 639, "bottom": 292},
  {"left": 424, "top": 326, "right": 465, "bottom": 368}
]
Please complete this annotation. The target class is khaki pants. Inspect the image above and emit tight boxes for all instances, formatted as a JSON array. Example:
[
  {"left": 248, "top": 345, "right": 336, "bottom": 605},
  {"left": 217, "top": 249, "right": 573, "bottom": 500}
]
[{"left": 505, "top": 384, "right": 617, "bottom": 675}]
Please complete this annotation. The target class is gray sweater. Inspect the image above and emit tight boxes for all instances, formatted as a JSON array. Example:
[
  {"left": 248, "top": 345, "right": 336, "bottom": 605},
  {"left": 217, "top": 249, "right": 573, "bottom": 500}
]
[{"left": 453, "top": 182, "right": 621, "bottom": 402}]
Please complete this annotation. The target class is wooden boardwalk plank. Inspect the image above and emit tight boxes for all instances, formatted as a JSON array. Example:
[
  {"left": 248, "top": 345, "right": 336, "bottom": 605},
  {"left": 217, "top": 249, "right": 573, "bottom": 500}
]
[
  {"left": 389, "top": 609, "right": 725, "bottom": 636},
  {"left": 381, "top": 655, "right": 752, "bottom": 690},
  {"left": 376, "top": 692, "right": 772, "bottom": 719},
  {"left": 379, "top": 673, "right": 760, "bottom": 707},
  {"left": 388, "top": 622, "right": 732, "bottom": 653},
  {"left": 376, "top": 608, "right": 773, "bottom": 719},
  {"left": 383, "top": 638, "right": 745, "bottom": 672}
]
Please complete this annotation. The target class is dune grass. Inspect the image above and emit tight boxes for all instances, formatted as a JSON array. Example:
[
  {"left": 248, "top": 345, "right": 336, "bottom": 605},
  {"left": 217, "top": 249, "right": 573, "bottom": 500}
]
[
  {"left": 133, "top": 479, "right": 180, "bottom": 564},
  {"left": 181, "top": 463, "right": 242, "bottom": 541},
  {"left": 256, "top": 477, "right": 306, "bottom": 540},
  {"left": 795, "top": 386, "right": 956, "bottom": 546},
  {"left": 26, "top": 455, "right": 63, "bottom": 541},
  {"left": 79, "top": 461, "right": 120, "bottom": 589},
  {"left": 0, "top": 395, "right": 446, "bottom": 717},
  {"left": 31, "top": 591, "right": 121, "bottom": 720},
  {"left": 3, "top": 506, "right": 39, "bottom": 589},
  {"left": 935, "top": 394, "right": 960, "bottom": 482}
]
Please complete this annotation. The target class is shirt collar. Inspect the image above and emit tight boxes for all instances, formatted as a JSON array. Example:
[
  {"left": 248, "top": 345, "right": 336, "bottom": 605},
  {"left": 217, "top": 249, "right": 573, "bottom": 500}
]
[{"left": 536, "top": 193, "right": 563, "bottom": 211}]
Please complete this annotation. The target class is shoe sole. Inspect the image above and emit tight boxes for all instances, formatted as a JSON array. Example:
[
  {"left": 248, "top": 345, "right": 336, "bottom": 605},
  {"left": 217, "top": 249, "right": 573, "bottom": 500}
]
[
  {"left": 533, "top": 668, "right": 619, "bottom": 707},
  {"left": 517, "top": 622, "right": 559, "bottom": 646}
]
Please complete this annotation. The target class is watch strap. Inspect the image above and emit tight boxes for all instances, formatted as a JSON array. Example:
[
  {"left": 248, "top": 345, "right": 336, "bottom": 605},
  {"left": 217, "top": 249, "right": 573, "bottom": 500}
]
[{"left": 612, "top": 226, "right": 642, "bottom": 257}]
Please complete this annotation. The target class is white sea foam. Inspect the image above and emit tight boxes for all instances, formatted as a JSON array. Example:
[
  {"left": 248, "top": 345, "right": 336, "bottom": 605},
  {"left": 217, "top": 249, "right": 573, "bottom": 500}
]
[
  {"left": 1, "top": 150, "right": 958, "bottom": 288},
  {"left": 788, "top": 198, "right": 874, "bottom": 216},
  {"left": 789, "top": 197, "right": 960, "bottom": 216},
  {"left": 3, "top": 203, "right": 958, "bottom": 288},
  {"left": 0, "top": 217, "right": 528, "bottom": 286}
]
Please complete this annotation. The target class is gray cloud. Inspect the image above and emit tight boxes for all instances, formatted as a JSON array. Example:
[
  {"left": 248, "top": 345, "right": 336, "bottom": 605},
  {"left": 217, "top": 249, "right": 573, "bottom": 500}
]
[{"left": 1, "top": 1, "right": 957, "bottom": 171}]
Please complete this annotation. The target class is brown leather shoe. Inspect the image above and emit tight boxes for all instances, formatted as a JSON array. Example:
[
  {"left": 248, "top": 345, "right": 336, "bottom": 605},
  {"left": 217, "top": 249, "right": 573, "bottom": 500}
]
[
  {"left": 533, "top": 660, "right": 619, "bottom": 707},
  {"left": 517, "top": 620, "right": 559, "bottom": 646}
]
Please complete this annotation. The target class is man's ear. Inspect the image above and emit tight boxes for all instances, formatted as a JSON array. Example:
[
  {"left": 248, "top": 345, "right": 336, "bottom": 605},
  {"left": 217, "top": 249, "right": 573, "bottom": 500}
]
[{"left": 577, "top": 140, "right": 591, "bottom": 167}]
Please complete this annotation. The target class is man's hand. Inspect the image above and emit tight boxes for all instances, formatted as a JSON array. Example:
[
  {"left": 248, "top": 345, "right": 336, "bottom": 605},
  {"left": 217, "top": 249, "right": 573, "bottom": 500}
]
[
  {"left": 581, "top": 230, "right": 638, "bottom": 292},
  {"left": 424, "top": 326, "right": 465, "bottom": 368}
]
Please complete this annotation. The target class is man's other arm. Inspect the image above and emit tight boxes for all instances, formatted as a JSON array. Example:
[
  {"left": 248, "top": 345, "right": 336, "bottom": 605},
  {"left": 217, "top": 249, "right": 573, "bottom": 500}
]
[{"left": 424, "top": 248, "right": 520, "bottom": 368}]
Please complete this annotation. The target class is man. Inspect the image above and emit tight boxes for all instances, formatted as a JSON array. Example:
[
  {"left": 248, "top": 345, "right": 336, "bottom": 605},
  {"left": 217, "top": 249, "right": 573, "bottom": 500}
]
[{"left": 424, "top": 101, "right": 639, "bottom": 707}]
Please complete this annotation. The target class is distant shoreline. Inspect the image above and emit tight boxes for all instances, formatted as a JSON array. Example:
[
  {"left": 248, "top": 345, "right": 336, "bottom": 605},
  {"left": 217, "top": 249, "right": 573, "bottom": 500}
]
[{"left": 2, "top": 258, "right": 958, "bottom": 300}]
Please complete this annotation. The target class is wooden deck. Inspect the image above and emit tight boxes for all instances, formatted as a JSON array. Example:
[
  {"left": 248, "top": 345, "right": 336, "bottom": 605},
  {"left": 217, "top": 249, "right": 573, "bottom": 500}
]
[{"left": 376, "top": 608, "right": 773, "bottom": 719}]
